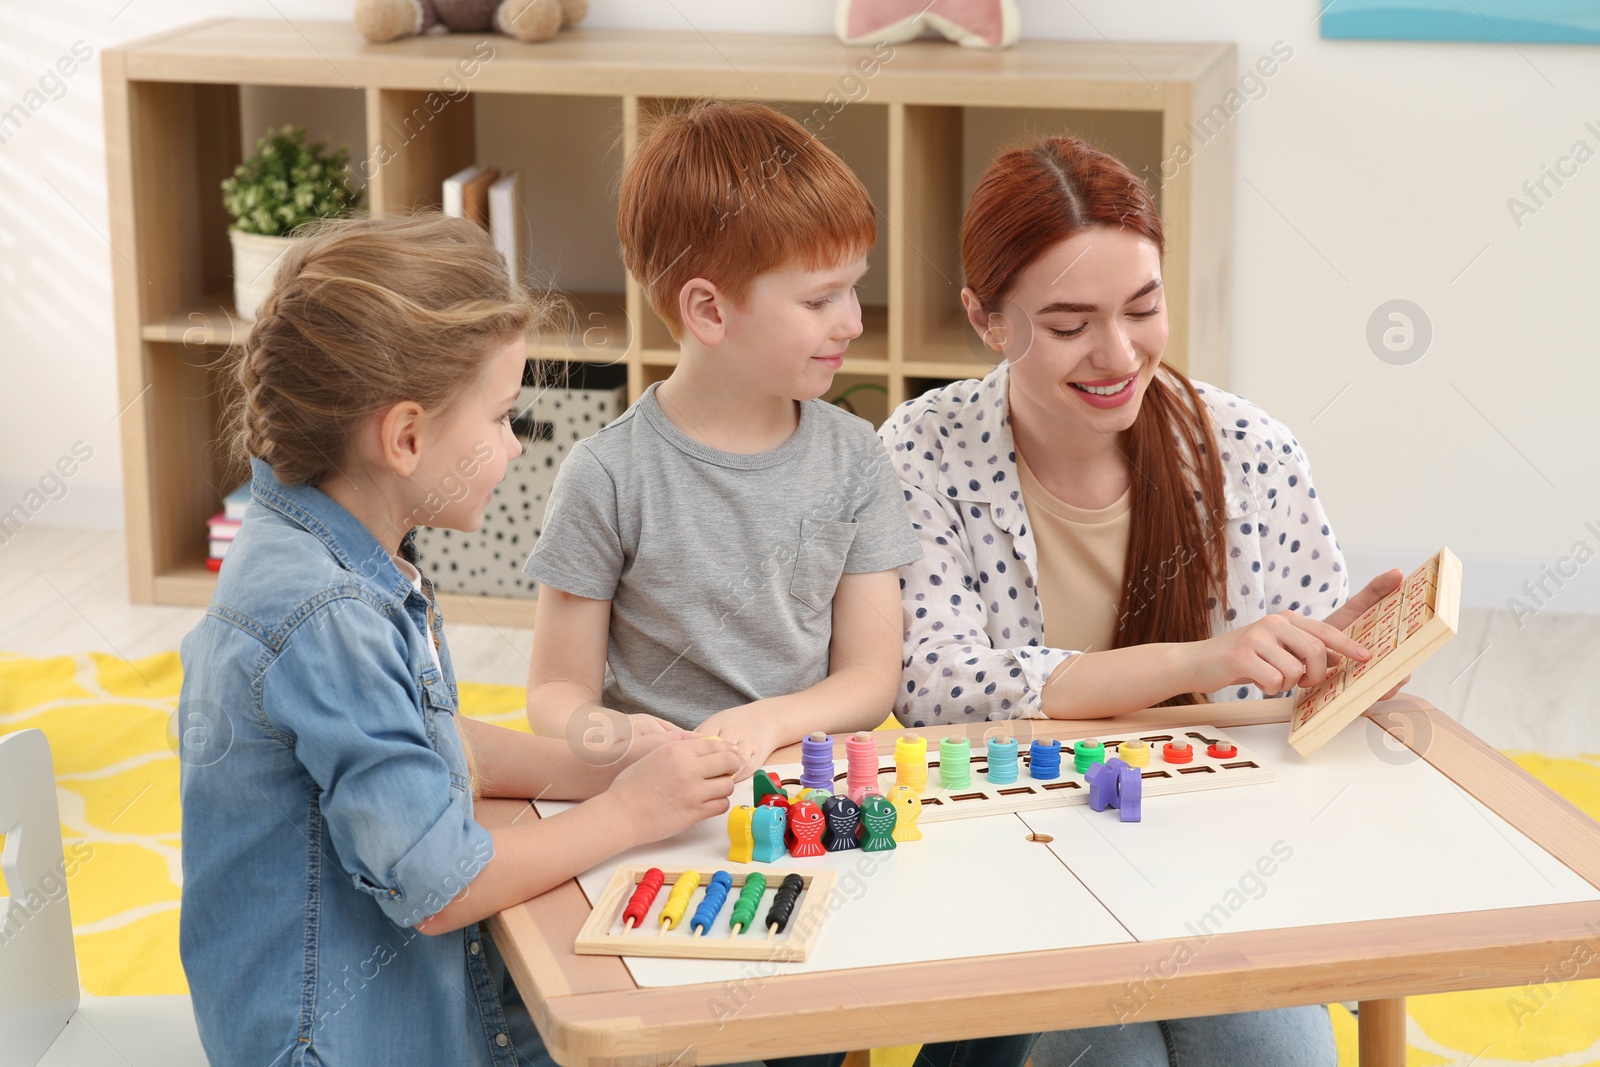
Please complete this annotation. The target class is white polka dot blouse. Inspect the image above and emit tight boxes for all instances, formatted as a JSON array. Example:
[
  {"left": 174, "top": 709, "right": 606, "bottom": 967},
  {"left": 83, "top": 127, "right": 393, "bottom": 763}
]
[{"left": 879, "top": 361, "right": 1348, "bottom": 725}]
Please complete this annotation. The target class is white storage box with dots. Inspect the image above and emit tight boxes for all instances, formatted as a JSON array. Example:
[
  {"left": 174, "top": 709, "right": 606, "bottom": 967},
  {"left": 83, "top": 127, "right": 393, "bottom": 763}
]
[{"left": 415, "top": 384, "right": 626, "bottom": 597}]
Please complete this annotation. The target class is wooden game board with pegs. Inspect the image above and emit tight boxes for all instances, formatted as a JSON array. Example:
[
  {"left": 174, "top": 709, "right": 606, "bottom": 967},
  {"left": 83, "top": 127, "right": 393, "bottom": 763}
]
[
  {"left": 1288, "top": 547, "right": 1462, "bottom": 757},
  {"left": 574, "top": 866, "right": 837, "bottom": 962},
  {"left": 767, "top": 726, "right": 1273, "bottom": 823}
]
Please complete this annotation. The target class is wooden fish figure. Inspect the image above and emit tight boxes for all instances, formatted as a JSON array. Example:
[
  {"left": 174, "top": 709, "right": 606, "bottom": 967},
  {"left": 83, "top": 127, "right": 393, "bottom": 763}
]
[
  {"left": 787, "top": 799, "right": 826, "bottom": 857},
  {"left": 821, "top": 793, "right": 861, "bottom": 852},
  {"left": 751, "top": 804, "right": 787, "bottom": 863},
  {"left": 858, "top": 793, "right": 898, "bottom": 852}
]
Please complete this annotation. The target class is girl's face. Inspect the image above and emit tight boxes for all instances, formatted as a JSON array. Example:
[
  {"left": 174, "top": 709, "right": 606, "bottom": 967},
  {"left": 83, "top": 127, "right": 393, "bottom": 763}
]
[
  {"left": 964, "top": 226, "right": 1167, "bottom": 440},
  {"left": 418, "top": 336, "right": 527, "bottom": 533},
  {"left": 717, "top": 254, "right": 869, "bottom": 402}
]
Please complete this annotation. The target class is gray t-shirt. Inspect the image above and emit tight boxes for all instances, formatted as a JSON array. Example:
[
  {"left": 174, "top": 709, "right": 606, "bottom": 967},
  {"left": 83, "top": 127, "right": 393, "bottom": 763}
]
[{"left": 525, "top": 383, "right": 922, "bottom": 729}]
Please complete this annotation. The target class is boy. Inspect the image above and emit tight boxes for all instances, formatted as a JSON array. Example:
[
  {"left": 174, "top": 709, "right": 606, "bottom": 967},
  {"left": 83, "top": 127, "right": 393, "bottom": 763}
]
[{"left": 523, "top": 100, "right": 921, "bottom": 783}]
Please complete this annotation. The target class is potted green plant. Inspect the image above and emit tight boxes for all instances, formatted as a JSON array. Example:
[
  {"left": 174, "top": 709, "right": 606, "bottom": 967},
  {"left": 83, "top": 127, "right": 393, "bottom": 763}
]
[{"left": 222, "top": 125, "right": 363, "bottom": 320}]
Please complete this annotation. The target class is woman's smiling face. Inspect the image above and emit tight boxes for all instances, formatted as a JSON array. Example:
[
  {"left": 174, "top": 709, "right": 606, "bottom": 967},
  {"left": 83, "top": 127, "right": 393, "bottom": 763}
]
[{"left": 964, "top": 225, "right": 1167, "bottom": 439}]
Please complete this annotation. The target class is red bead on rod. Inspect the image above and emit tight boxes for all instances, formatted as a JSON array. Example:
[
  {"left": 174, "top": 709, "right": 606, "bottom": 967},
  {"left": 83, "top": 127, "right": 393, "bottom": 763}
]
[
  {"left": 621, "top": 867, "right": 666, "bottom": 932},
  {"left": 846, "top": 732, "right": 879, "bottom": 803}
]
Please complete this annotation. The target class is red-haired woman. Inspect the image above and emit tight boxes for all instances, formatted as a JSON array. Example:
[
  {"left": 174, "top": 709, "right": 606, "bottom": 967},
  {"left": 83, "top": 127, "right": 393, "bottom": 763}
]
[{"left": 882, "top": 136, "right": 1404, "bottom": 1062}]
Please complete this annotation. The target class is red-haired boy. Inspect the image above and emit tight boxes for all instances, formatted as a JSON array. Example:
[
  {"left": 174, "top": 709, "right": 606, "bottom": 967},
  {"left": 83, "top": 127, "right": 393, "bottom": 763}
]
[{"left": 524, "top": 101, "right": 919, "bottom": 783}]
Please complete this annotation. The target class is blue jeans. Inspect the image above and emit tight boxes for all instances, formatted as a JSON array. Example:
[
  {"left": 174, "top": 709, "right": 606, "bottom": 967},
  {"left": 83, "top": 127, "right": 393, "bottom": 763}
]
[
  {"left": 1029, "top": 1005, "right": 1336, "bottom": 1067},
  {"left": 764, "top": 1033, "right": 1040, "bottom": 1067}
]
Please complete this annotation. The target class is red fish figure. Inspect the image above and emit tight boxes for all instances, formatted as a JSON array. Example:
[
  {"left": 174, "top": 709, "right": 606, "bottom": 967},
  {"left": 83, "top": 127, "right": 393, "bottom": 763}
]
[{"left": 787, "top": 799, "right": 826, "bottom": 858}]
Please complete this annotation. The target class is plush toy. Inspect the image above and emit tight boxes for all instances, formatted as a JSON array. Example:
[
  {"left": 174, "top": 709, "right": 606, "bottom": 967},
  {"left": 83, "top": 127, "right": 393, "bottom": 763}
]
[
  {"left": 835, "top": 0, "right": 1019, "bottom": 50},
  {"left": 355, "top": 0, "right": 587, "bottom": 45}
]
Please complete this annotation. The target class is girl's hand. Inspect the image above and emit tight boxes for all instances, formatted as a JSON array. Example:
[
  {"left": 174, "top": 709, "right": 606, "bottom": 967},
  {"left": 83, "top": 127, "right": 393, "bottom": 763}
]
[
  {"left": 607, "top": 737, "right": 740, "bottom": 843},
  {"left": 627, "top": 712, "right": 694, "bottom": 738},
  {"left": 695, "top": 705, "right": 780, "bottom": 783},
  {"left": 565, "top": 705, "right": 693, "bottom": 770},
  {"left": 1189, "top": 611, "right": 1371, "bottom": 696},
  {"left": 610, "top": 727, "right": 689, "bottom": 773}
]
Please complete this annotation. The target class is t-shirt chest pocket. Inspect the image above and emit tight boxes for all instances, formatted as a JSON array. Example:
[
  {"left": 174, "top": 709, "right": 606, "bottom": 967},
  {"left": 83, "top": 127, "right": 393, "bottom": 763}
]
[{"left": 789, "top": 518, "right": 858, "bottom": 613}]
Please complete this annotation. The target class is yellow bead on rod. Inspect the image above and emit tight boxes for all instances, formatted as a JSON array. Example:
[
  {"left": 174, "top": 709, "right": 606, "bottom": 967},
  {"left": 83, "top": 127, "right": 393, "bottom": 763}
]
[
  {"left": 895, "top": 733, "right": 928, "bottom": 795},
  {"left": 1118, "top": 739, "right": 1151, "bottom": 768},
  {"left": 657, "top": 870, "right": 700, "bottom": 934}
]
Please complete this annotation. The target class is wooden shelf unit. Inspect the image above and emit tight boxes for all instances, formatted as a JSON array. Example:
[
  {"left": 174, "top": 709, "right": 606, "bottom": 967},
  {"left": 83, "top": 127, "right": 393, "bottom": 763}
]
[{"left": 103, "top": 19, "right": 1235, "bottom": 628}]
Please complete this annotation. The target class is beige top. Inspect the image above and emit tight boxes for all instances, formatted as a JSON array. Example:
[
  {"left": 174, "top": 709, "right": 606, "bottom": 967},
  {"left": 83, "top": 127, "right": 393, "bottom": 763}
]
[{"left": 1015, "top": 451, "right": 1131, "bottom": 654}]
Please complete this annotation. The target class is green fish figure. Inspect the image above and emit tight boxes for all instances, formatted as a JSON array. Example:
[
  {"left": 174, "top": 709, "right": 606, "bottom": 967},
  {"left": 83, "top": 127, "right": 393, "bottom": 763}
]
[{"left": 858, "top": 793, "right": 898, "bottom": 852}]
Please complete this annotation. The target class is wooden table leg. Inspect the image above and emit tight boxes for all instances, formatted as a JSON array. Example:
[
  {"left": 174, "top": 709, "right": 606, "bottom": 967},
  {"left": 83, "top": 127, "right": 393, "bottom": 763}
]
[{"left": 1358, "top": 998, "right": 1406, "bottom": 1066}]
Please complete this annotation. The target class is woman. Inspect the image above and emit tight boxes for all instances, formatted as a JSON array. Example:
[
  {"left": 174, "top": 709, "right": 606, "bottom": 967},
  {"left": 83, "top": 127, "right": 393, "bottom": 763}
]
[
  {"left": 883, "top": 135, "right": 1404, "bottom": 724},
  {"left": 882, "top": 135, "right": 1404, "bottom": 1064}
]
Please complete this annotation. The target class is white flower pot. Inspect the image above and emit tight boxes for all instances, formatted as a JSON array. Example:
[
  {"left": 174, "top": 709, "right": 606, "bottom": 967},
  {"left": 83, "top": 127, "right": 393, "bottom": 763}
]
[{"left": 230, "top": 230, "right": 298, "bottom": 321}]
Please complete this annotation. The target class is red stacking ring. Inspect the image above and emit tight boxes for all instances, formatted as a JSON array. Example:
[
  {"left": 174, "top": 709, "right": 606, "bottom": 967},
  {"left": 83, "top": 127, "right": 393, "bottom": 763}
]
[
  {"left": 1208, "top": 741, "right": 1237, "bottom": 759},
  {"left": 1162, "top": 741, "right": 1193, "bottom": 764}
]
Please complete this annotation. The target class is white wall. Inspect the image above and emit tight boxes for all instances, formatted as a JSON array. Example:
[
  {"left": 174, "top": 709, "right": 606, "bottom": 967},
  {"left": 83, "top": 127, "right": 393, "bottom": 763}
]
[{"left": 3, "top": 1, "right": 1597, "bottom": 614}]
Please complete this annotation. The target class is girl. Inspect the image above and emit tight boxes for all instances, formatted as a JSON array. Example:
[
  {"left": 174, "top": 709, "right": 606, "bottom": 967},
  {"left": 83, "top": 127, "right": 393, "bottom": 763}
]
[
  {"left": 882, "top": 136, "right": 1407, "bottom": 1064},
  {"left": 177, "top": 213, "right": 740, "bottom": 1067}
]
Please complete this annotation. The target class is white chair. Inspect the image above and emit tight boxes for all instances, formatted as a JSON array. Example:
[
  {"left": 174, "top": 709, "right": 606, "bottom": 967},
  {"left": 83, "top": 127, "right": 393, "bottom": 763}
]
[{"left": 0, "top": 728, "right": 209, "bottom": 1067}]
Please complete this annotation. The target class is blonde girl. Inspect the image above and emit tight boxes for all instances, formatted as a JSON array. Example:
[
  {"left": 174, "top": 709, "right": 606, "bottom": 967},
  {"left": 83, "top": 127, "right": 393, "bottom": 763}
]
[{"left": 178, "top": 213, "right": 737, "bottom": 1067}]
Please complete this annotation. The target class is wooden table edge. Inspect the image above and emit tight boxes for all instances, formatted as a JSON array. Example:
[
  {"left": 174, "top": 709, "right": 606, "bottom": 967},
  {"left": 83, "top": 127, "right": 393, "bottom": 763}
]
[{"left": 481, "top": 695, "right": 1600, "bottom": 1066}]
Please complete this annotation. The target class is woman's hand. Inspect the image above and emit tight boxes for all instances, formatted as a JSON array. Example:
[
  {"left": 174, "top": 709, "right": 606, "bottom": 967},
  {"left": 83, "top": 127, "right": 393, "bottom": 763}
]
[
  {"left": 1323, "top": 569, "right": 1411, "bottom": 700},
  {"left": 607, "top": 736, "right": 740, "bottom": 843},
  {"left": 1188, "top": 611, "right": 1371, "bottom": 695},
  {"left": 1325, "top": 569, "right": 1402, "bottom": 632},
  {"left": 695, "top": 705, "right": 782, "bottom": 783}
]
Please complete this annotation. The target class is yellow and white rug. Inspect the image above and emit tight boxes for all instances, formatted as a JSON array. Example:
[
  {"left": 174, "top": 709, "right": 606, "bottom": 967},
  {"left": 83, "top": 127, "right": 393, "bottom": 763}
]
[{"left": 2, "top": 650, "right": 1597, "bottom": 1067}]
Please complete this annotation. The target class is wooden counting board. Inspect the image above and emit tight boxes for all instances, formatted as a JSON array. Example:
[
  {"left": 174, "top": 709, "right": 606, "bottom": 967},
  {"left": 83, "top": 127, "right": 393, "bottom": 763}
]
[
  {"left": 768, "top": 726, "right": 1274, "bottom": 823},
  {"left": 574, "top": 866, "right": 836, "bottom": 962},
  {"left": 1288, "top": 547, "right": 1462, "bottom": 757}
]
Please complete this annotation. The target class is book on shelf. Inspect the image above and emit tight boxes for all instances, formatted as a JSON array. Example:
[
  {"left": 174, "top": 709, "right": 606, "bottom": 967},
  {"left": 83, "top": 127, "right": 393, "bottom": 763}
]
[
  {"left": 443, "top": 164, "right": 499, "bottom": 230},
  {"left": 223, "top": 481, "right": 250, "bottom": 520},
  {"left": 207, "top": 482, "right": 251, "bottom": 574},
  {"left": 488, "top": 169, "right": 523, "bottom": 287}
]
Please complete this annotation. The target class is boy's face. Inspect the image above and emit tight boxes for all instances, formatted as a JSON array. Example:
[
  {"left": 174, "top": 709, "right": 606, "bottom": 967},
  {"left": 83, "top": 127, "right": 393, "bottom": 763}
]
[{"left": 718, "top": 254, "right": 869, "bottom": 401}]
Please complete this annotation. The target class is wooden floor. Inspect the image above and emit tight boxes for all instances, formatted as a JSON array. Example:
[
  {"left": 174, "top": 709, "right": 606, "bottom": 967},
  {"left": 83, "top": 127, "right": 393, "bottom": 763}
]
[{"left": 3, "top": 526, "right": 1597, "bottom": 754}]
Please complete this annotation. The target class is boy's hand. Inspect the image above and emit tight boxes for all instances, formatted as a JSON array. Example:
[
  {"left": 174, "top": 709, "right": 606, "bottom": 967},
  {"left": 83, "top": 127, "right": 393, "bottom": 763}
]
[
  {"left": 608, "top": 737, "right": 739, "bottom": 843},
  {"left": 695, "top": 705, "right": 781, "bottom": 783}
]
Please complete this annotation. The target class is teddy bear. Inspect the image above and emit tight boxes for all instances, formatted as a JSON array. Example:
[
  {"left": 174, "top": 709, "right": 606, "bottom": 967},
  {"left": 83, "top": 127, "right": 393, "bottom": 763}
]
[{"left": 355, "top": 0, "right": 587, "bottom": 45}]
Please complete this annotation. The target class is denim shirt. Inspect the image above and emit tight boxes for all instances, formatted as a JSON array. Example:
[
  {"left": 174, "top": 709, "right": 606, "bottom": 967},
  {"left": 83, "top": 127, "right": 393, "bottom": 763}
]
[{"left": 178, "top": 457, "right": 546, "bottom": 1067}]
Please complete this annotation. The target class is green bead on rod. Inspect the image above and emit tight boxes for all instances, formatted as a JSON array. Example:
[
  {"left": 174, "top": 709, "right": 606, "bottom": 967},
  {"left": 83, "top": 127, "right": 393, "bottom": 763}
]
[
  {"left": 1074, "top": 738, "right": 1106, "bottom": 775},
  {"left": 729, "top": 872, "right": 767, "bottom": 936},
  {"left": 939, "top": 736, "right": 972, "bottom": 789}
]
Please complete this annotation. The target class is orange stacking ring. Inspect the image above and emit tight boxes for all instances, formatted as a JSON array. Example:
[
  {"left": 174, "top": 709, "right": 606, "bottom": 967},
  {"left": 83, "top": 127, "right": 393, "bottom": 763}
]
[{"left": 1162, "top": 740, "right": 1193, "bottom": 764}]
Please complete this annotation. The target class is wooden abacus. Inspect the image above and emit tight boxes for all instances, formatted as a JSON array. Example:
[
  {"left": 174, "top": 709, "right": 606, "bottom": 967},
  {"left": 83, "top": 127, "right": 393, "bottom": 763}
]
[
  {"left": 1288, "top": 547, "right": 1462, "bottom": 756},
  {"left": 574, "top": 865, "right": 837, "bottom": 962},
  {"left": 765, "top": 726, "right": 1274, "bottom": 824}
]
